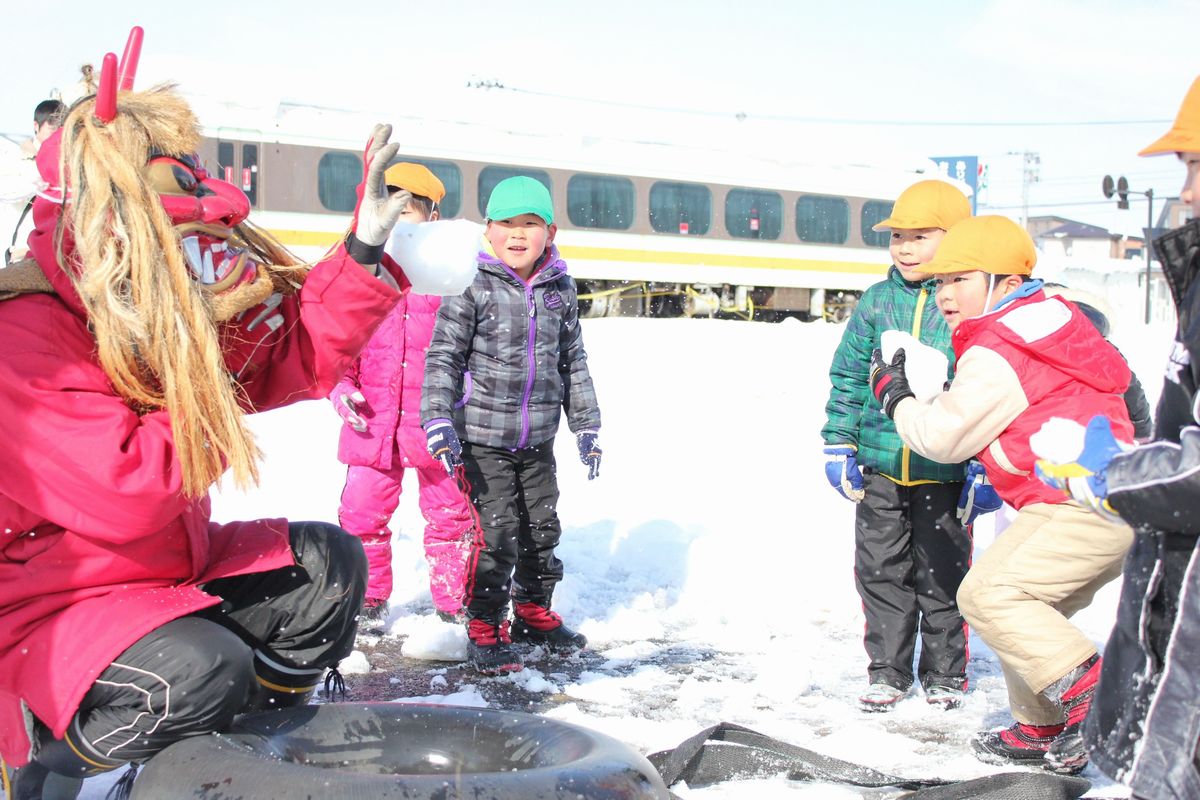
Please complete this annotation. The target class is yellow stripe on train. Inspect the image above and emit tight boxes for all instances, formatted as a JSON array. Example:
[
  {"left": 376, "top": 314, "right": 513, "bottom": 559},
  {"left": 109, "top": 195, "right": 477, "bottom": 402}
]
[{"left": 265, "top": 228, "right": 886, "bottom": 277}]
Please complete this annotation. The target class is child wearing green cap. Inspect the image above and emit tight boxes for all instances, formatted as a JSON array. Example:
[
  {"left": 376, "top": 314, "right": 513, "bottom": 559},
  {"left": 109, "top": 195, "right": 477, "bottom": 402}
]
[
  {"left": 821, "top": 179, "right": 982, "bottom": 713},
  {"left": 421, "top": 175, "right": 602, "bottom": 675}
]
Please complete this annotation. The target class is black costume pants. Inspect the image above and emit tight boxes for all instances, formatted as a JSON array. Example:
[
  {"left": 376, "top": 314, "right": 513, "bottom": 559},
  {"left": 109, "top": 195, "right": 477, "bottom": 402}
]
[
  {"left": 854, "top": 473, "right": 972, "bottom": 691},
  {"left": 461, "top": 441, "right": 563, "bottom": 623},
  {"left": 41, "top": 522, "right": 365, "bottom": 768}
]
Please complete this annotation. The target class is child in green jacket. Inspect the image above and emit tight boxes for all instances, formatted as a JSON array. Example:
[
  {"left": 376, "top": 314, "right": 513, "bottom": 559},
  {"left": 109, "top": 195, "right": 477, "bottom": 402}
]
[{"left": 821, "top": 180, "right": 992, "bottom": 711}]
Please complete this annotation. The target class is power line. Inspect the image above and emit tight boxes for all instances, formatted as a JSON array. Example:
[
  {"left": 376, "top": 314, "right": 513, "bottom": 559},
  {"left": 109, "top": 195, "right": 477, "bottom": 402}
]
[{"left": 467, "top": 81, "right": 1172, "bottom": 128}]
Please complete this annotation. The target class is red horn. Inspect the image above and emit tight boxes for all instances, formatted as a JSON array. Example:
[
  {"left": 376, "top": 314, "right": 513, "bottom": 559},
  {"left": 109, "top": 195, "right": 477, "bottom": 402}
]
[
  {"left": 117, "top": 26, "right": 143, "bottom": 91},
  {"left": 95, "top": 52, "right": 119, "bottom": 123}
]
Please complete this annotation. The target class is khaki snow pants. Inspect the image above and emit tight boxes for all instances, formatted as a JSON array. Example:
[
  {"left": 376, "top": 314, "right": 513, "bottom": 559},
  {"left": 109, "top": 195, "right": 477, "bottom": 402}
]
[{"left": 956, "top": 501, "right": 1133, "bottom": 725}]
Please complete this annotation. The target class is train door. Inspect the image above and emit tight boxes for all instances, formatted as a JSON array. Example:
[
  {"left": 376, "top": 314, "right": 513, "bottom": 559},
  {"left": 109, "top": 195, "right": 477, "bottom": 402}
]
[{"left": 213, "top": 138, "right": 262, "bottom": 209}]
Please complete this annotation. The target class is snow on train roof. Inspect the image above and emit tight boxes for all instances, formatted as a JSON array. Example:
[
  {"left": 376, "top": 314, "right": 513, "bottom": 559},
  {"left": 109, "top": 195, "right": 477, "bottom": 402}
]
[{"left": 184, "top": 87, "right": 968, "bottom": 201}]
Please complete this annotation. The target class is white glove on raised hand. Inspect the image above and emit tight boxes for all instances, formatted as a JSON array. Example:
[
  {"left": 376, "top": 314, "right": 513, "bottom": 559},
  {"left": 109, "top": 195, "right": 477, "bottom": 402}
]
[{"left": 347, "top": 124, "right": 412, "bottom": 264}]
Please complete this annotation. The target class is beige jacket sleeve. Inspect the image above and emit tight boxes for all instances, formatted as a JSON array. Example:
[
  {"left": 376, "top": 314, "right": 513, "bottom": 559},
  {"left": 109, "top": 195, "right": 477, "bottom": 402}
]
[{"left": 893, "top": 345, "right": 1029, "bottom": 464}]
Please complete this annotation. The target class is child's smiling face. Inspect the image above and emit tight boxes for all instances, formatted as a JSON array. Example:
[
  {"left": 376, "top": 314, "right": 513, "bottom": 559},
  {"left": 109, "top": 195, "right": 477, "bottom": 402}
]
[
  {"left": 889, "top": 227, "right": 945, "bottom": 282},
  {"left": 485, "top": 214, "right": 556, "bottom": 277}
]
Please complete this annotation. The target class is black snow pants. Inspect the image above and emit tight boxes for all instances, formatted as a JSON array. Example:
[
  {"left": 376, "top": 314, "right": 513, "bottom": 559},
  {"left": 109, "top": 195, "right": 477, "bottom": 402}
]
[
  {"left": 854, "top": 472, "right": 972, "bottom": 691},
  {"left": 461, "top": 440, "right": 563, "bottom": 623},
  {"left": 36, "top": 522, "right": 366, "bottom": 771}
]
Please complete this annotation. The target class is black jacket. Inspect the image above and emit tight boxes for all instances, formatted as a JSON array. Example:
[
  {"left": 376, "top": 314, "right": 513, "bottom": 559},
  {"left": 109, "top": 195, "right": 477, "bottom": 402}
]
[{"left": 1084, "top": 218, "right": 1200, "bottom": 800}]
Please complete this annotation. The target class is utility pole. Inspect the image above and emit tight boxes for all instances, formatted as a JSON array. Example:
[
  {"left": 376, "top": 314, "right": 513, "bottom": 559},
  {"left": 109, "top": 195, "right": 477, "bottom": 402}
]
[
  {"left": 1019, "top": 151, "right": 1041, "bottom": 232},
  {"left": 1103, "top": 175, "right": 1156, "bottom": 324}
]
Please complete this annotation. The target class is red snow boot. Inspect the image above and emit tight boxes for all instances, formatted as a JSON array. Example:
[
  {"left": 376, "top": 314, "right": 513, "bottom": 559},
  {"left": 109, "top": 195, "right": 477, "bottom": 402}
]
[
  {"left": 511, "top": 602, "right": 587, "bottom": 652},
  {"left": 970, "top": 722, "right": 1066, "bottom": 767},
  {"left": 1042, "top": 655, "right": 1101, "bottom": 774},
  {"left": 467, "top": 619, "right": 523, "bottom": 675}
]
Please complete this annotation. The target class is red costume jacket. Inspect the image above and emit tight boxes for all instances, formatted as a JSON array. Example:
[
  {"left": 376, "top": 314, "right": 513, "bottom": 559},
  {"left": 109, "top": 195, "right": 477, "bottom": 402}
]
[{"left": 0, "top": 210, "right": 401, "bottom": 764}]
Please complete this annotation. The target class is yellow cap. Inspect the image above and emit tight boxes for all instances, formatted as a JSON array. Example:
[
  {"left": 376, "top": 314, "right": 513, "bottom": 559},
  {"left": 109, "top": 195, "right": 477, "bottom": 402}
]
[
  {"left": 383, "top": 162, "right": 446, "bottom": 203},
  {"left": 922, "top": 215, "right": 1037, "bottom": 276},
  {"left": 871, "top": 179, "right": 972, "bottom": 232},
  {"left": 1140, "top": 77, "right": 1200, "bottom": 156}
]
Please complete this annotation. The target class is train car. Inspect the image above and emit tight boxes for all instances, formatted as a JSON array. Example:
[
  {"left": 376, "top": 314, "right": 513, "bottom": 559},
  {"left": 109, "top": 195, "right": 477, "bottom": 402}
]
[{"left": 191, "top": 98, "right": 968, "bottom": 321}]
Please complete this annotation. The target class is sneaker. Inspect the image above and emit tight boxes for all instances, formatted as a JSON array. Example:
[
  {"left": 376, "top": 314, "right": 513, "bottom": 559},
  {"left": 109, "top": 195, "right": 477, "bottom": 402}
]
[
  {"left": 858, "top": 682, "right": 906, "bottom": 712},
  {"left": 510, "top": 602, "right": 587, "bottom": 652},
  {"left": 1042, "top": 655, "right": 1101, "bottom": 774},
  {"left": 466, "top": 619, "right": 524, "bottom": 675},
  {"left": 971, "top": 722, "right": 1065, "bottom": 767},
  {"left": 925, "top": 685, "right": 964, "bottom": 710},
  {"left": 357, "top": 598, "right": 389, "bottom": 633}
]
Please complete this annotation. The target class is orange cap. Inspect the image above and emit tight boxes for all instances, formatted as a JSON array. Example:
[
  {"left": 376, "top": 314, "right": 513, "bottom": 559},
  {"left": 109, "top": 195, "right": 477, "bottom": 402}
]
[
  {"left": 922, "top": 215, "right": 1037, "bottom": 276},
  {"left": 1140, "top": 77, "right": 1200, "bottom": 156},
  {"left": 383, "top": 162, "right": 446, "bottom": 203},
  {"left": 871, "top": 179, "right": 972, "bottom": 231}
]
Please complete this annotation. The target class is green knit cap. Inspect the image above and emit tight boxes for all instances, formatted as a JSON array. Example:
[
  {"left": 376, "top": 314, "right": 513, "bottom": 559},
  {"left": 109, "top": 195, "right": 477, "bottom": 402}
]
[{"left": 485, "top": 176, "right": 554, "bottom": 224}]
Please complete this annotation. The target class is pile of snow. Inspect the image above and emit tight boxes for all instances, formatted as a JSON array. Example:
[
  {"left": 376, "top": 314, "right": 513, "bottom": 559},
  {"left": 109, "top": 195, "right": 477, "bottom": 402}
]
[{"left": 78, "top": 314, "right": 1162, "bottom": 798}]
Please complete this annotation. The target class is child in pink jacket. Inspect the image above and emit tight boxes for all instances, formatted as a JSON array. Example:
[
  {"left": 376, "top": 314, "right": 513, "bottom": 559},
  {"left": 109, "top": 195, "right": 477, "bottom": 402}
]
[{"left": 329, "top": 164, "right": 472, "bottom": 628}]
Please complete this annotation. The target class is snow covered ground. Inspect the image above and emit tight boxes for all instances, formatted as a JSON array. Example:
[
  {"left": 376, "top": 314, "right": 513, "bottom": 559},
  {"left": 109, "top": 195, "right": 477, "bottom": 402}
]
[{"left": 78, "top": 309, "right": 1175, "bottom": 798}]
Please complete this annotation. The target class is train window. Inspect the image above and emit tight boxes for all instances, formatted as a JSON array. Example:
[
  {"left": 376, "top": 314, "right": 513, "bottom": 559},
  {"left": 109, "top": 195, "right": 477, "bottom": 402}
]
[
  {"left": 796, "top": 195, "right": 849, "bottom": 244},
  {"left": 726, "top": 189, "right": 782, "bottom": 240},
  {"left": 860, "top": 201, "right": 892, "bottom": 247},
  {"left": 217, "top": 142, "right": 234, "bottom": 184},
  {"left": 478, "top": 166, "right": 552, "bottom": 218},
  {"left": 242, "top": 144, "right": 258, "bottom": 207},
  {"left": 649, "top": 181, "right": 711, "bottom": 235},
  {"left": 318, "top": 151, "right": 362, "bottom": 213},
  {"left": 391, "top": 157, "right": 463, "bottom": 219},
  {"left": 567, "top": 174, "right": 634, "bottom": 230}
]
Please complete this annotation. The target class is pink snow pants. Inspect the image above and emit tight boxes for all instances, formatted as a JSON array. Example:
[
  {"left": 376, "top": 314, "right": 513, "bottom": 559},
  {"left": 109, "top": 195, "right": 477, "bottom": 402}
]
[{"left": 337, "top": 462, "right": 473, "bottom": 613}]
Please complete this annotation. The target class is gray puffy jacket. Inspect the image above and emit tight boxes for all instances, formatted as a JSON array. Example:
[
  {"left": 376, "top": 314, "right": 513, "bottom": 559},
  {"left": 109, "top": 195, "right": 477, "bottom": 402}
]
[{"left": 421, "top": 244, "right": 601, "bottom": 449}]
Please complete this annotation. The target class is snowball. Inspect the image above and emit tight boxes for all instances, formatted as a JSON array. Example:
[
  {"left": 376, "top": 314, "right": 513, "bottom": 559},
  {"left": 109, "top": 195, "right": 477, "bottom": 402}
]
[
  {"left": 1029, "top": 417, "right": 1087, "bottom": 463},
  {"left": 385, "top": 219, "right": 483, "bottom": 296},
  {"left": 881, "top": 330, "right": 949, "bottom": 403}
]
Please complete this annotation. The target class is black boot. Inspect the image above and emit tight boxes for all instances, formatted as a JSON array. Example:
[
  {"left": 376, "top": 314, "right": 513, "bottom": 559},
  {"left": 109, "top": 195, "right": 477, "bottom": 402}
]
[
  {"left": 245, "top": 654, "right": 321, "bottom": 711},
  {"left": 466, "top": 619, "right": 523, "bottom": 675},
  {"left": 3, "top": 758, "right": 84, "bottom": 800},
  {"left": 1042, "top": 655, "right": 1101, "bottom": 775},
  {"left": 970, "top": 721, "right": 1065, "bottom": 767},
  {"left": 511, "top": 602, "right": 587, "bottom": 652}
]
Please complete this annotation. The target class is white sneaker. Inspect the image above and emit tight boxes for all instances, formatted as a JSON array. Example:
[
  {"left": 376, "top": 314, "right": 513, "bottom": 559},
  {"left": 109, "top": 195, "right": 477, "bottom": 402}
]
[
  {"left": 858, "top": 683, "right": 905, "bottom": 712},
  {"left": 925, "top": 684, "right": 964, "bottom": 710}
]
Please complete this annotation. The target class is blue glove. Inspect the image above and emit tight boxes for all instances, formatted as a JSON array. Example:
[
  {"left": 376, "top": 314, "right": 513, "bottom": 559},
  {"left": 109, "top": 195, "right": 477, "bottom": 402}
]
[
  {"left": 424, "top": 418, "right": 463, "bottom": 476},
  {"left": 1035, "top": 415, "right": 1127, "bottom": 522},
  {"left": 824, "top": 444, "right": 865, "bottom": 502},
  {"left": 957, "top": 461, "right": 1002, "bottom": 525},
  {"left": 577, "top": 430, "right": 601, "bottom": 480}
]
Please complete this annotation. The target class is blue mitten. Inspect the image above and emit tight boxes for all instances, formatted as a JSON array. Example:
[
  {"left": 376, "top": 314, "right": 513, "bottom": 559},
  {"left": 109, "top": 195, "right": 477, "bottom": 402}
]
[
  {"left": 1035, "top": 415, "right": 1127, "bottom": 522},
  {"left": 957, "top": 460, "right": 1002, "bottom": 525},
  {"left": 424, "top": 418, "right": 463, "bottom": 476},
  {"left": 576, "top": 430, "right": 601, "bottom": 480},
  {"left": 824, "top": 445, "right": 865, "bottom": 502}
]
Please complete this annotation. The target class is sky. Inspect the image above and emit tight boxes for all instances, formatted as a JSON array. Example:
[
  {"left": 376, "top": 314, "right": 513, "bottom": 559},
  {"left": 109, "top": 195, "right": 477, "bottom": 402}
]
[{"left": 4, "top": 0, "right": 1198, "bottom": 236}]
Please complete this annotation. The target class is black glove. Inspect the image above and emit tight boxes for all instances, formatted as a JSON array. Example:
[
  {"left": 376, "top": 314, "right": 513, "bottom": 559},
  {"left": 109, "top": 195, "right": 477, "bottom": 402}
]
[
  {"left": 424, "top": 418, "right": 463, "bottom": 476},
  {"left": 870, "top": 348, "right": 916, "bottom": 418},
  {"left": 576, "top": 430, "right": 601, "bottom": 480}
]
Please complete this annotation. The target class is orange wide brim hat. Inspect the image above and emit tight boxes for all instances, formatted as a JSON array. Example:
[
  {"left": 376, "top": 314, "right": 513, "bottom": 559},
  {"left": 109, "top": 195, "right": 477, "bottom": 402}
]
[
  {"left": 921, "top": 215, "right": 1037, "bottom": 276},
  {"left": 383, "top": 162, "right": 446, "bottom": 203},
  {"left": 1140, "top": 76, "right": 1200, "bottom": 156}
]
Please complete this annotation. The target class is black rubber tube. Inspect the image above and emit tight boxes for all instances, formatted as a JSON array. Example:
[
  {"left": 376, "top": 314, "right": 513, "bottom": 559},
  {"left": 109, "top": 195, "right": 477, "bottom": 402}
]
[{"left": 130, "top": 702, "right": 670, "bottom": 799}]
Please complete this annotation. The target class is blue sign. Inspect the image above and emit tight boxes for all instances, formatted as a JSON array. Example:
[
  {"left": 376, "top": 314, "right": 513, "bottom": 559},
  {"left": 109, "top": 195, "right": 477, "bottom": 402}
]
[{"left": 930, "top": 155, "right": 980, "bottom": 212}]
